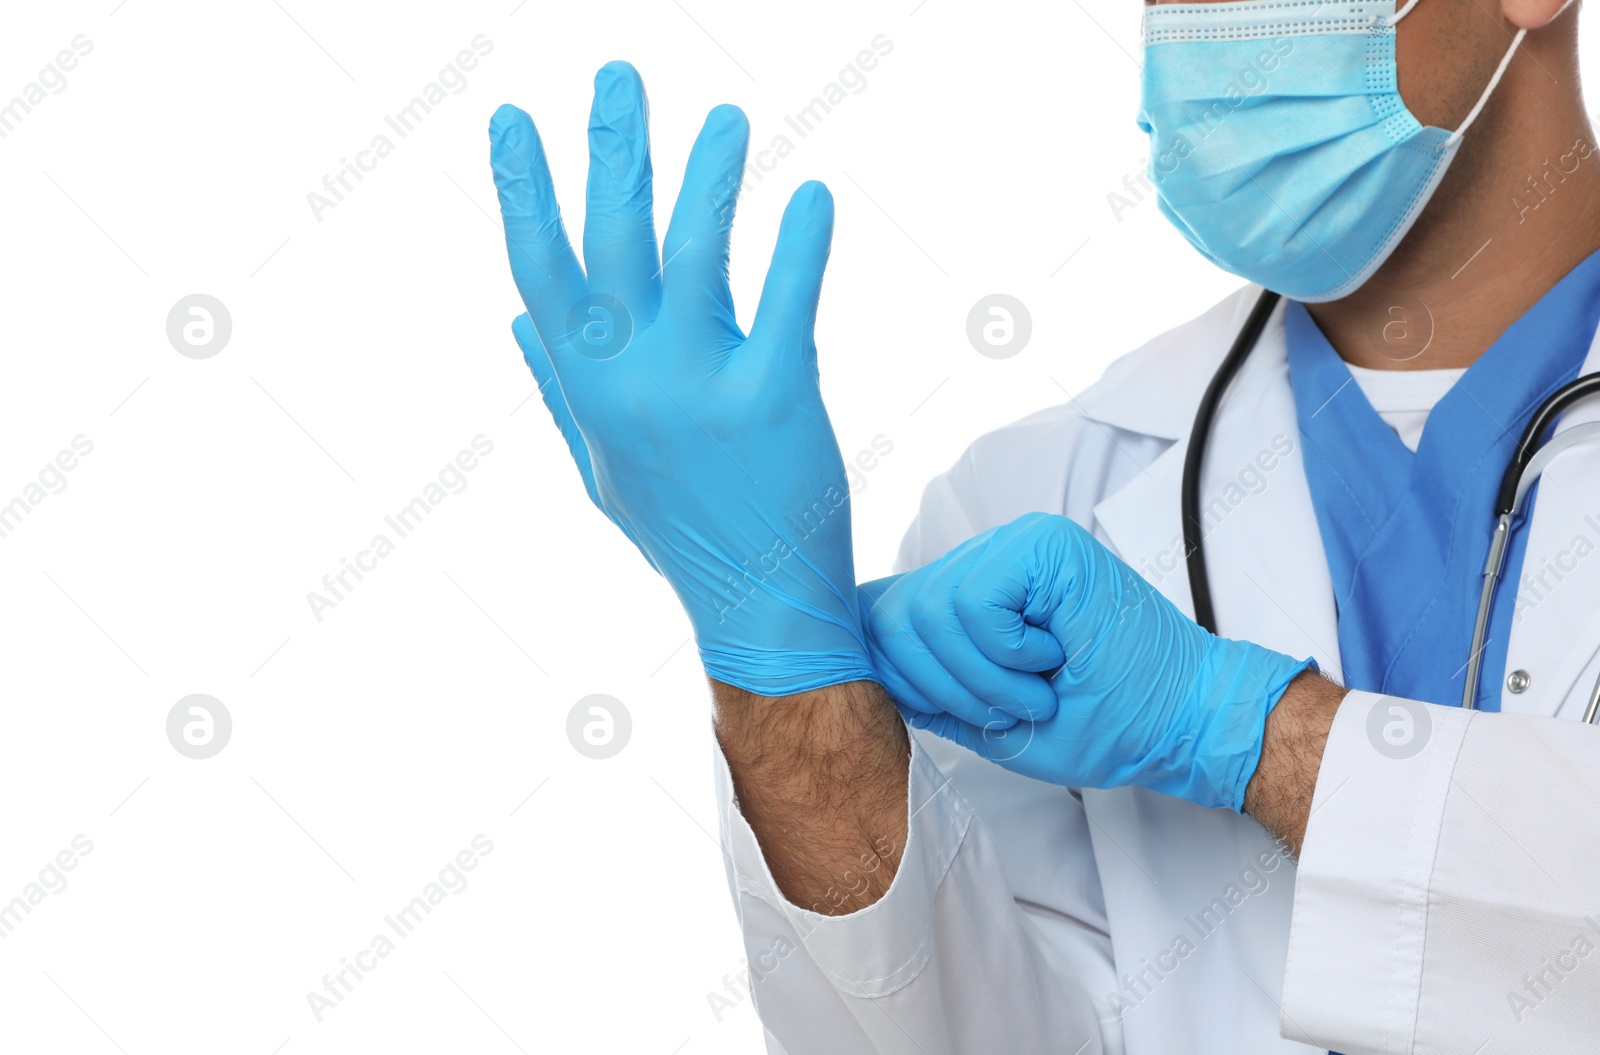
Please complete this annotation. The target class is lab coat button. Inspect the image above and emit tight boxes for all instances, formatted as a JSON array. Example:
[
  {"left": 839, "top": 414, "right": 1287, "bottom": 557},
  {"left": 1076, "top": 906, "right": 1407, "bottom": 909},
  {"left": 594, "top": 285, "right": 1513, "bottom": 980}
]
[{"left": 1507, "top": 669, "right": 1531, "bottom": 694}]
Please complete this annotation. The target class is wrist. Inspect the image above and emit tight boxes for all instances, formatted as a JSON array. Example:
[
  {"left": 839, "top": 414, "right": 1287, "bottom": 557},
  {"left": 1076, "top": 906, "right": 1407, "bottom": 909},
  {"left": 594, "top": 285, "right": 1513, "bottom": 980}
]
[
  {"left": 1243, "top": 669, "right": 1346, "bottom": 853},
  {"left": 1172, "top": 639, "right": 1316, "bottom": 811},
  {"left": 714, "top": 678, "right": 903, "bottom": 761},
  {"left": 694, "top": 592, "right": 875, "bottom": 697},
  {"left": 714, "top": 679, "right": 909, "bottom": 839},
  {"left": 712, "top": 678, "right": 910, "bottom": 915},
  {"left": 699, "top": 644, "right": 876, "bottom": 696}
]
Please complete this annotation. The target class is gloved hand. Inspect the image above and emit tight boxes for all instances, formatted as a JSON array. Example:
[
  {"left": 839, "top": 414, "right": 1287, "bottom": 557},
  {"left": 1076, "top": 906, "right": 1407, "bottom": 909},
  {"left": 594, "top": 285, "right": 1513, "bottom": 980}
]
[
  {"left": 491, "top": 62, "right": 874, "bottom": 696},
  {"left": 862, "top": 512, "right": 1314, "bottom": 811},
  {"left": 854, "top": 545, "right": 1048, "bottom": 731}
]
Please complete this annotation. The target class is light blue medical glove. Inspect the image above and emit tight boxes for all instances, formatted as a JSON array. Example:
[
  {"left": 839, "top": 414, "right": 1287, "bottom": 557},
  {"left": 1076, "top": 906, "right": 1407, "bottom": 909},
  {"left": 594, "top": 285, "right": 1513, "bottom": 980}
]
[
  {"left": 854, "top": 553, "right": 1047, "bottom": 729},
  {"left": 491, "top": 63, "right": 875, "bottom": 697},
  {"left": 864, "top": 512, "right": 1315, "bottom": 811}
]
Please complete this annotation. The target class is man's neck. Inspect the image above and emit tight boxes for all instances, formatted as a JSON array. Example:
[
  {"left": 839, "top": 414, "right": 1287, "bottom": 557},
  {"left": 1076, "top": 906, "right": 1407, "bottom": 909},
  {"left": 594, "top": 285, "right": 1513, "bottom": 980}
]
[{"left": 1307, "top": 22, "right": 1600, "bottom": 371}]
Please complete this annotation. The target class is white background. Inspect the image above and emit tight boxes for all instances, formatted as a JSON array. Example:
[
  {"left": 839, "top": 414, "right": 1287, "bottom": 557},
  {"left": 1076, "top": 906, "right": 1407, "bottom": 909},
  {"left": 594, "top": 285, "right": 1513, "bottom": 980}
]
[{"left": 2, "top": 1, "right": 1597, "bottom": 1052}]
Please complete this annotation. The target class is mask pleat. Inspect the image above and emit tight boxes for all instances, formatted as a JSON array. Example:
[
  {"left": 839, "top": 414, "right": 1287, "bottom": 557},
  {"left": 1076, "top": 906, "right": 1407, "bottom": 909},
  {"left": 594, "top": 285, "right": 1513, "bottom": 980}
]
[{"left": 1135, "top": 0, "right": 1495, "bottom": 300}]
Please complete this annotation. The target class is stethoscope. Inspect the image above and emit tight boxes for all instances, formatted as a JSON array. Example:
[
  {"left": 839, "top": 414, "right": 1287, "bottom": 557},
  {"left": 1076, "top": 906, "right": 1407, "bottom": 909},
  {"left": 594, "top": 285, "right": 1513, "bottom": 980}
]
[{"left": 1180, "top": 288, "right": 1600, "bottom": 722}]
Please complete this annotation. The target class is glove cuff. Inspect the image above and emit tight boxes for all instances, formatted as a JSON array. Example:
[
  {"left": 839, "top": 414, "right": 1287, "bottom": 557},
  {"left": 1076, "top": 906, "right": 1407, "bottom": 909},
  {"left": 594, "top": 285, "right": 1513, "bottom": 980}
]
[
  {"left": 685, "top": 570, "right": 875, "bottom": 697},
  {"left": 699, "top": 644, "right": 879, "bottom": 697},
  {"left": 1173, "top": 640, "right": 1316, "bottom": 811}
]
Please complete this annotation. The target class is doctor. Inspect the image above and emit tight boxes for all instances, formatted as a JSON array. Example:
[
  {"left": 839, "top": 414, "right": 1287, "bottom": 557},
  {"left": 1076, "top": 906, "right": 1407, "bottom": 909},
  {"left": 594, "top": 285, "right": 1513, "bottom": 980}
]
[{"left": 488, "top": 0, "right": 1600, "bottom": 1049}]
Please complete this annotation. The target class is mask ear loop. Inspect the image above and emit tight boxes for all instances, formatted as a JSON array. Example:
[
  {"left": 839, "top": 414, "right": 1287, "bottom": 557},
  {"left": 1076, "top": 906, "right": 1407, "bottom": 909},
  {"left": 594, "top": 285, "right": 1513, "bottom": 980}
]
[{"left": 1449, "top": 28, "right": 1528, "bottom": 143}]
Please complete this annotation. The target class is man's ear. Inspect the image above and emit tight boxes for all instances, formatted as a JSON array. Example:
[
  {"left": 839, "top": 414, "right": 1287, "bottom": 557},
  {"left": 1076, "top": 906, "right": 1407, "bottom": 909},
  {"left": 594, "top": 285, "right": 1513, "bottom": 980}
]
[{"left": 1501, "top": 0, "right": 1573, "bottom": 31}]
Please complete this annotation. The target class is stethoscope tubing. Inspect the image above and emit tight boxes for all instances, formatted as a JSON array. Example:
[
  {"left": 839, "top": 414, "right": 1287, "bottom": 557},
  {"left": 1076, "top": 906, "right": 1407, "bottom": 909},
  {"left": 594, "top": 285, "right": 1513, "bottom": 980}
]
[
  {"left": 1182, "top": 289, "right": 1283, "bottom": 635},
  {"left": 1181, "top": 288, "right": 1600, "bottom": 723}
]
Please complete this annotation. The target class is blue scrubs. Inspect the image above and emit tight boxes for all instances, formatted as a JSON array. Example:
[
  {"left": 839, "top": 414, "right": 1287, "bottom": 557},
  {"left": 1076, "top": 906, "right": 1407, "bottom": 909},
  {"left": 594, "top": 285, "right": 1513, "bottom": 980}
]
[{"left": 1285, "top": 250, "right": 1600, "bottom": 712}]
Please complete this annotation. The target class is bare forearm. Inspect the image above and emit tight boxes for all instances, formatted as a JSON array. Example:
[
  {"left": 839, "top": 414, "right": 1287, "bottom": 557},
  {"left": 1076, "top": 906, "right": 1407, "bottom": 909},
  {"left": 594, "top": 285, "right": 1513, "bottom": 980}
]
[
  {"left": 1243, "top": 669, "right": 1347, "bottom": 856},
  {"left": 712, "top": 678, "right": 909, "bottom": 915}
]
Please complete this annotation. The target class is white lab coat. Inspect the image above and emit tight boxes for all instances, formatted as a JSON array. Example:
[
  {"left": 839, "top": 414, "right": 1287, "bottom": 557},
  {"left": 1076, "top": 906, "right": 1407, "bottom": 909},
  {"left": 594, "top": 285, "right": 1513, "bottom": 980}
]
[{"left": 714, "top": 286, "right": 1600, "bottom": 1055}]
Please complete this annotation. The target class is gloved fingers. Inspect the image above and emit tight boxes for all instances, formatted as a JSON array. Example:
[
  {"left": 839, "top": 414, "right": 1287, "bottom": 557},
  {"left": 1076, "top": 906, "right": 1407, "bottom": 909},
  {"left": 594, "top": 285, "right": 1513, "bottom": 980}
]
[
  {"left": 511, "top": 313, "right": 600, "bottom": 507},
  {"left": 858, "top": 576, "right": 949, "bottom": 714},
  {"left": 659, "top": 104, "right": 747, "bottom": 335},
  {"left": 909, "top": 554, "right": 1060, "bottom": 721},
  {"left": 489, "top": 103, "right": 591, "bottom": 371},
  {"left": 855, "top": 574, "right": 903, "bottom": 615},
  {"left": 954, "top": 543, "right": 1069, "bottom": 674},
  {"left": 855, "top": 575, "right": 902, "bottom": 645},
  {"left": 750, "top": 181, "right": 832, "bottom": 360},
  {"left": 512, "top": 313, "right": 662, "bottom": 574},
  {"left": 864, "top": 629, "right": 947, "bottom": 717},
  {"left": 900, "top": 704, "right": 1035, "bottom": 767},
  {"left": 866, "top": 579, "right": 1019, "bottom": 729},
  {"left": 897, "top": 702, "right": 966, "bottom": 737},
  {"left": 583, "top": 61, "right": 663, "bottom": 329}
]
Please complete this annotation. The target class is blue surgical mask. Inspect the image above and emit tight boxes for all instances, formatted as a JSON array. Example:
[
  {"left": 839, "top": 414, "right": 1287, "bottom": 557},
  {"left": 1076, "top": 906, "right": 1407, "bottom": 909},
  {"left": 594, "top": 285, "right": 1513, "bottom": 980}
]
[{"left": 1137, "top": 0, "right": 1524, "bottom": 302}]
